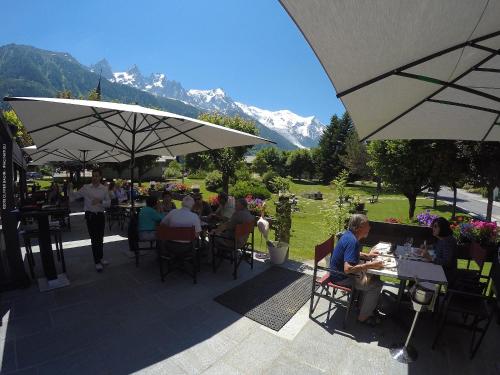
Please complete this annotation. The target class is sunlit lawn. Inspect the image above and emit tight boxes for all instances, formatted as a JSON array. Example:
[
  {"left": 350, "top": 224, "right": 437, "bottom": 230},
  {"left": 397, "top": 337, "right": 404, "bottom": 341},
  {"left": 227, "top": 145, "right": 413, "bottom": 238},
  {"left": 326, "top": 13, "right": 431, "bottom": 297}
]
[{"left": 184, "top": 178, "right": 462, "bottom": 261}]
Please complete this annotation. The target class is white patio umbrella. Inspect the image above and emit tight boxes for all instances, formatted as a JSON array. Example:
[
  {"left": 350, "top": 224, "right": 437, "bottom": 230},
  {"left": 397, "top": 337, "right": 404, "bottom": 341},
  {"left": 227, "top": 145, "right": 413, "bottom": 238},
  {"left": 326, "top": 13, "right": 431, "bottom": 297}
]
[
  {"left": 280, "top": 0, "right": 500, "bottom": 142},
  {"left": 5, "top": 97, "right": 273, "bottom": 203}
]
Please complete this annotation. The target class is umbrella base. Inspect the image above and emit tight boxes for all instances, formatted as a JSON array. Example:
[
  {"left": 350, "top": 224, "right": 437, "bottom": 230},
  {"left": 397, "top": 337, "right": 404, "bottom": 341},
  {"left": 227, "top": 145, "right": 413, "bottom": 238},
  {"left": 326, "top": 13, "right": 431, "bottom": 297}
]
[{"left": 390, "top": 344, "right": 418, "bottom": 363}]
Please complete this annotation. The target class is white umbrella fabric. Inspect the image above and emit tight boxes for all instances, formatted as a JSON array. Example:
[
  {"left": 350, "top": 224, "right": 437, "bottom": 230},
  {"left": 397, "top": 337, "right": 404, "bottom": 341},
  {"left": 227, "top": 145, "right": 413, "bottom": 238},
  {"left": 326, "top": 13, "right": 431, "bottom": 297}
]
[
  {"left": 25, "top": 148, "right": 130, "bottom": 166},
  {"left": 279, "top": 0, "right": 500, "bottom": 142}
]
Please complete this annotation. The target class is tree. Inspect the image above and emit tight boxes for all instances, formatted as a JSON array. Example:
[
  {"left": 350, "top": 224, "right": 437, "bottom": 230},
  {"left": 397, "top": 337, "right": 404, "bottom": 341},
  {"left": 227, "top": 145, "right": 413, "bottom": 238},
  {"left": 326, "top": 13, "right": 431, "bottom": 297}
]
[
  {"left": 56, "top": 90, "right": 73, "bottom": 99},
  {"left": 340, "top": 131, "right": 372, "bottom": 180},
  {"left": 185, "top": 153, "right": 212, "bottom": 172},
  {"left": 252, "top": 147, "right": 288, "bottom": 176},
  {"left": 198, "top": 113, "right": 258, "bottom": 193},
  {"left": 368, "top": 140, "right": 435, "bottom": 219},
  {"left": 2, "top": 110, "right": 33, "bottom": 147},
  {"left": 286, "top": 149, "right": 315, "bottom": 179},
  {"left": 426, "top": 141, "right": 467, "bottom": 211},
  {"left": 317, "top": 112, "right": 353, "bottom": 183},
  {"left": 461, "top": 141, "right": 500, "bottom": 222}
]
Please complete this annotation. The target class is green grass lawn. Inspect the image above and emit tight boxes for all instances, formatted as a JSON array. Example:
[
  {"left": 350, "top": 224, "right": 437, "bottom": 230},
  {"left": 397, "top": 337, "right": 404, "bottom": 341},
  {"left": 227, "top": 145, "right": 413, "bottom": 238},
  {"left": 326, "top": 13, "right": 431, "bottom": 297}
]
[{"left": 182, "top": 178, "right": 461, "bottom": 261}]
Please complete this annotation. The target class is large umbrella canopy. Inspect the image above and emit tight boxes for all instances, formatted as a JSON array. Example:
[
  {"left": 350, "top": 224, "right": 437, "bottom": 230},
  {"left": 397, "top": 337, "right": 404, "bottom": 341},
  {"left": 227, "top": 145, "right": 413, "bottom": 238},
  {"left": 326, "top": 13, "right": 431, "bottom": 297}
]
[
  {"left": 280, "top": 0, "right": 500, "bottom": 141},
  {"left": 4, "top": 97, "right": 273, "bottom": 157},
  {"left": 25, "top": 148, "right": 130, "bottom": 166}
]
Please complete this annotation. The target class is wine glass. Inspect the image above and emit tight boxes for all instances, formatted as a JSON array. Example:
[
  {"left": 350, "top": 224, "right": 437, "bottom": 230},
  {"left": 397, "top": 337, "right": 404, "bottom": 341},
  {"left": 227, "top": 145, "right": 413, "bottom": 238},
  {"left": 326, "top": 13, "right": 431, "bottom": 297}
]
[{"left": 404, "top": 237, "right": 413, "bottom": 254}]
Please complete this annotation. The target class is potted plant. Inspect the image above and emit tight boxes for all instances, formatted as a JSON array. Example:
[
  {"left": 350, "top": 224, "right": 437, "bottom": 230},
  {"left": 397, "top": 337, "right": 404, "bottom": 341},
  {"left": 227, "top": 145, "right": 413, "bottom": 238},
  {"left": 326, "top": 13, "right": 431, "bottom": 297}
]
[{"left": 267, "top": 193, "right": 292, "bottom": 264}]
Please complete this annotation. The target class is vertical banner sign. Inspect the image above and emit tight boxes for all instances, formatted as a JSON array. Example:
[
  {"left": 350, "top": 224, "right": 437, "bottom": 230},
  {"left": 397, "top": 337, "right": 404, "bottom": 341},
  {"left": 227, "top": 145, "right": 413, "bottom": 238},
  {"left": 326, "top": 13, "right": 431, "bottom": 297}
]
[
  {"left": 0, "top": 126, "right": 28, "bottom": 289},
  {"left": 2, "top": 142, "right": 7, "bottom": 210}
]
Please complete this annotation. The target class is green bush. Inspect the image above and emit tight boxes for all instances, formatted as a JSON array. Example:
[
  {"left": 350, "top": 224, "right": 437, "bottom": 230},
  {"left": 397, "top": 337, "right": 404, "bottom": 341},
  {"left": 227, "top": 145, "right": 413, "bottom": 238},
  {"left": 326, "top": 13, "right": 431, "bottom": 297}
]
[
  {"left": 262, "top": 171, "right": 279, "bottom": 190},
  {"left": 269, "top": 176, "right": 291, "bottom": 193},
  {"left": 229, "top": 180, "right": 271, "bottom": 200},
  {"left": 188, "top": 170, "right": 208, "bottom": 179},
  {"left": 234, "top": 166, "right": 252, "bottom": 182},
  {"left": 163, "top": 161, "right": 182, "bottom": 179},
  {"left": 205, "top": 170, "right": 223, "bottom": 192}
]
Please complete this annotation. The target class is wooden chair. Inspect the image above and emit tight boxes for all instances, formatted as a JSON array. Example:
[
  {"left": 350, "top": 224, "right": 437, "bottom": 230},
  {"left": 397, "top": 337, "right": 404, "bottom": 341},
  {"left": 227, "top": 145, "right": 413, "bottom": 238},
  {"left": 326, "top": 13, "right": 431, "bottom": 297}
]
[
  {"left": 210, "top": 220, "right": 255, "bottom": 279},
  {"left": 309, "top": 236, "right": 357, "bottom": 328},
  {"left": 156, "top": 225, "right": 198, "bottom": 284}
]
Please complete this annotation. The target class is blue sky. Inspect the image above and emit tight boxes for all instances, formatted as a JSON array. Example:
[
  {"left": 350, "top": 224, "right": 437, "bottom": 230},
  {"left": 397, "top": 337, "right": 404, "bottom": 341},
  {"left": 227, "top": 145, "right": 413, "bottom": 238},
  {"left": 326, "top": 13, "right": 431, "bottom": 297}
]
[{"left": 0, "top": 0, "right": 344, "bottom": 124}]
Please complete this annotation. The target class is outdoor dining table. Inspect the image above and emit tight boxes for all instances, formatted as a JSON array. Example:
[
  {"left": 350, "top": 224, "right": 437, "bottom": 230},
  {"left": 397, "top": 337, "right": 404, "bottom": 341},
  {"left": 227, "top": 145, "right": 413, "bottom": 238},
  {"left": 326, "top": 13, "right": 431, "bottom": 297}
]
[
  {"left": 16, "top": 206, "right": 70, "bottom": 291},
  {"left": 367, "top": 243, "right": 448, "bottom": 302}
]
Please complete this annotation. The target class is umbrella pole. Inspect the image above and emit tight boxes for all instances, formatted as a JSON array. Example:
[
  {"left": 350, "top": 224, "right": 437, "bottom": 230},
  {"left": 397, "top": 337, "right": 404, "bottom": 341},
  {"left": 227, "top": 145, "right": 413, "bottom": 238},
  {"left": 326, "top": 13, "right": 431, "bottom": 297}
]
[
  {"left": 82, "top": 150, "right": 86, "bottom": 184},
  {"left": 130, "top": 113, "right": 137, "bottom": 210}
]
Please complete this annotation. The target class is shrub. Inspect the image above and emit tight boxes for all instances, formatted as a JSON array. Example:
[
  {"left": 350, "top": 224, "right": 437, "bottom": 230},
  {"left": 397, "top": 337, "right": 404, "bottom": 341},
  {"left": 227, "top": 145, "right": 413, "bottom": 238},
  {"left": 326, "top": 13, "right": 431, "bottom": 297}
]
[
  {"left": 188, "top": 170, "right": 208, "bottom": 179},
  {"left": 163, "top": 161, "right": 182, "bottom": 179},
  {"left": 229, "top": 180, "right": 271, "bottom": 200},
  {"left": 205, "top": 170, "right": 223, "bottom": 192},
  {"left": 268, "top": 176, "right": 291, "bottom": 193},
  {"left": 234, "top": 166, "right": 252, "bottom": 182},
  {"left": 262, "top": 171, "right": 279, "bottom": 190}
]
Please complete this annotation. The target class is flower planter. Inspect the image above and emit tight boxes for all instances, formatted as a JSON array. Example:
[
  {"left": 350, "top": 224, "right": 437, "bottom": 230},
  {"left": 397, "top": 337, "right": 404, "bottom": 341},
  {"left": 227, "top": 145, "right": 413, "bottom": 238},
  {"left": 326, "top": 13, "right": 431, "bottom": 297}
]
[{"left": 267, "top": 241, "right": 289, "bottom": 265}]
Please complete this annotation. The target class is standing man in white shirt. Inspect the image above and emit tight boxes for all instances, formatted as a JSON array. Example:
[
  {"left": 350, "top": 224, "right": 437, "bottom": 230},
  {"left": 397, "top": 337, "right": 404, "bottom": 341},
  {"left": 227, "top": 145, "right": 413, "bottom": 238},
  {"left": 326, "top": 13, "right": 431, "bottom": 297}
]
[{"left": 69, "top": 169, "right": 111, "bottom": 272}]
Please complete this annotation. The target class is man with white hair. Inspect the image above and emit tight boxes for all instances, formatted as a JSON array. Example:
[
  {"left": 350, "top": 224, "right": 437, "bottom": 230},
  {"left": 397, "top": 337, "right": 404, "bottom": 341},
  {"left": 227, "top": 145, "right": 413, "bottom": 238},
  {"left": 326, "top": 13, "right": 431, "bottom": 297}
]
[
  {"left": 161, "top": 196, "right": 201, "bottom": 237},
  {"left": 330, "top": 214, "right": 385, "bottom": 326}
]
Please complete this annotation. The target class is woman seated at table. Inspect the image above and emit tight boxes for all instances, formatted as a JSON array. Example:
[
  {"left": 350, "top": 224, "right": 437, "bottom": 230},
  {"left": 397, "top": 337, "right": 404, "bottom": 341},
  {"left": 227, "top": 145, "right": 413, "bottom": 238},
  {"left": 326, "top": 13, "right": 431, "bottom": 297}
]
[
  {"left": 159, "top": 191, "right": 176, "bottom": 213},
  {"left": 138, "top": 196, "right": 165, "bottom": 241},
  {"left": 191, "top": 192, "right": 212, "bottom": 217},
  {"left": 210, "top": 192, "right": 234, "bottom": 222},
  {"left": 419, "top": 216, "right": 457, "bottom": 282}
]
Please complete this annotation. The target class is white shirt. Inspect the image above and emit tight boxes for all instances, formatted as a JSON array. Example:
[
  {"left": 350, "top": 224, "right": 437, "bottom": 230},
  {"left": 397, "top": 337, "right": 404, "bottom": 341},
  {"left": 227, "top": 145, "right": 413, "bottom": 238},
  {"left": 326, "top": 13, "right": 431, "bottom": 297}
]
[
  {"left": 161, "top": 207, "right": 201, "bottom": 235},
  {"left": 70, "top": 183, "right": 111, "bottom": 213}
]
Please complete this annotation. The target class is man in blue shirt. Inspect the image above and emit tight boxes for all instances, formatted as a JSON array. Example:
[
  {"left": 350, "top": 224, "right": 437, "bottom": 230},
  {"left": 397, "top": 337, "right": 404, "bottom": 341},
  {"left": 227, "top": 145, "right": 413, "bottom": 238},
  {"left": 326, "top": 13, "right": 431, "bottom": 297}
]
[{"left": 330, "top": 214, "right": 384, "bottom": 325}]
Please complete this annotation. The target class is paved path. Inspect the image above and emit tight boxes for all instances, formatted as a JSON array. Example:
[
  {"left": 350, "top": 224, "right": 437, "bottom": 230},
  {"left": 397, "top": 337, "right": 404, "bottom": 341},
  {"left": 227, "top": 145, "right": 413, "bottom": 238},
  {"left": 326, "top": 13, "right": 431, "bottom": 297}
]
[{"left": 436, "top": 187, "right": 500, "bottom": 222}]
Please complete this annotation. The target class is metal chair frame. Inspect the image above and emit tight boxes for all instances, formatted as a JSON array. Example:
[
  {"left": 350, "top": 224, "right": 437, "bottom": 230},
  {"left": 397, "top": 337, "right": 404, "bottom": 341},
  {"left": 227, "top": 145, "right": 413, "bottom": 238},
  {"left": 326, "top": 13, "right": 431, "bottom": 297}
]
[
  {"left": 157, "top": 225, "right": 199, "bottom": 284},
  {"left": 210, "top": 221, "right": 255, "bottom": 280},
  {"left": 309, "top": 236, "right": 358, "bottom": 328}
]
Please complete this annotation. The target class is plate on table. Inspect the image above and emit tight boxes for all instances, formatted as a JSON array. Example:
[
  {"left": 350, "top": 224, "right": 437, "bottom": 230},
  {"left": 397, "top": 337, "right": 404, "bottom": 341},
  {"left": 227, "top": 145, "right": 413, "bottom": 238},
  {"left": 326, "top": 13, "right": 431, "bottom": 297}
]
[
  {"left": 374, "top": 242, "right": 392, "bottom": 254},
  {"left": 383, "top": 258, "right": 397, "bottom": 269}
]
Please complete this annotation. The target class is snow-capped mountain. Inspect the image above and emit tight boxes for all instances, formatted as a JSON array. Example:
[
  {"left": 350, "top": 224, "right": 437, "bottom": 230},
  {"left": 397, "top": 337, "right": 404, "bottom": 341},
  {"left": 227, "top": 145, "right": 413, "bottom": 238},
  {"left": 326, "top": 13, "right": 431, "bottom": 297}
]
[
  {"left": 93, "top": 61, "right": 325, "bottom": 148},
  {"left": 186, "top": 88, "right": 242, "bottom": 114},
  {"left": 235, "top": 103, "right": 324, "bottom": 149}
]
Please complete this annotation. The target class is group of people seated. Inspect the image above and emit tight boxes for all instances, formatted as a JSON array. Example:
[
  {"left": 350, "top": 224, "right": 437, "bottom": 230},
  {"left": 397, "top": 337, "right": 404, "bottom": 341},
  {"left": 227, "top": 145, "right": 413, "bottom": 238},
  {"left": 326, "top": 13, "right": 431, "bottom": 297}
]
[
  {"left": 137, "top": 191, "right": 253, "bottom": 248},
  {"left": 330, "top": 214, "right": 458, "bottom": 326}
]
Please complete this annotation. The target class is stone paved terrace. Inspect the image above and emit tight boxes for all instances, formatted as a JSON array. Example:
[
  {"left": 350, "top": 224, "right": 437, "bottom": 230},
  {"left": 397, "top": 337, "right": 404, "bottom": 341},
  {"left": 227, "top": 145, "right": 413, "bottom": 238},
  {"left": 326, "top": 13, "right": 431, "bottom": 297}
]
[{"left": 1, "top": 211, "right": 499, "bottom": 375}]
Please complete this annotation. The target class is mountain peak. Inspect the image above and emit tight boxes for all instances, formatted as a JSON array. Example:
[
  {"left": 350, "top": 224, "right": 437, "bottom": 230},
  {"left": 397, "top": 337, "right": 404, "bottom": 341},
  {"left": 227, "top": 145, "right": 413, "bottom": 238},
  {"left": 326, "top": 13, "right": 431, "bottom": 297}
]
[
  {"left": 90, "top": 58, "right": 113, "bottom": 80},
  {"left": 128, "top": 64, "right": 142, "bottom": 76}
]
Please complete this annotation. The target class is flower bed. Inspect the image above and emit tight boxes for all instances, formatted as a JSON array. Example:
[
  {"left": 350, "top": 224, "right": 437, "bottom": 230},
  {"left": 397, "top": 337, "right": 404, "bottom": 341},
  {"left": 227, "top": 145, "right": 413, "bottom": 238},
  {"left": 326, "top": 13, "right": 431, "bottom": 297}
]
[
  {"left": 384, "top": 217, "right": 402, "bottom": 224},
  {"left": 416, "top": 210, "right": 439, "bottom": 227},
  {"left": 451, "top": 219, "right": 498, "bottom": 247}
]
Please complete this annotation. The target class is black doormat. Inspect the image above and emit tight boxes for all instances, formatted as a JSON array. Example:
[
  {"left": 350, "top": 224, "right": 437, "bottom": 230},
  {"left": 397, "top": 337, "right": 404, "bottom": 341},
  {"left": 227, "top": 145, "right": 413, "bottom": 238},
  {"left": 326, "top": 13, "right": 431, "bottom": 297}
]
[{"left": 214, "top": 266, "right": 313, "bottom": 331}]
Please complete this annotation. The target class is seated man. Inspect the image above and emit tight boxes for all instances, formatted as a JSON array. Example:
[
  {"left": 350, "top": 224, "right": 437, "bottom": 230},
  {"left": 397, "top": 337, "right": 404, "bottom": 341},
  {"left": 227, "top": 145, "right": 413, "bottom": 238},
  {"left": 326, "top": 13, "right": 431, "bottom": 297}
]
[
  {"left": 161, "top": 196, "right": 202, "bottom": 241},
  {"left": 330, "top": 214, "right": 385, "bottom": 325},
  {"left": 138, "top": 196, "right": 165, "bottom": 241},
  {"left": 212, "top": 198, "right": 254, "bottom": 248}
]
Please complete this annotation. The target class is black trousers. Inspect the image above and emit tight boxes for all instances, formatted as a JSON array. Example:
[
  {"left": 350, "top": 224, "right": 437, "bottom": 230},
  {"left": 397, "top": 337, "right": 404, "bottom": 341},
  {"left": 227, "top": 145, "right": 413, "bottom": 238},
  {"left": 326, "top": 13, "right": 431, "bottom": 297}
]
[{"left": 85, "top": 211, "right": 105, "bottom": 264}]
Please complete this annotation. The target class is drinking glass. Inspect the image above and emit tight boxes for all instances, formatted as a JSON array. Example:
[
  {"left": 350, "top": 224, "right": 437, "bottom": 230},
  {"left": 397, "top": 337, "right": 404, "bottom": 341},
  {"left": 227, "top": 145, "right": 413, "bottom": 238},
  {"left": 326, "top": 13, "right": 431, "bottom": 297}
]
[{"left": 404, "top": 237, "right": 413, "bottom": 254}]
